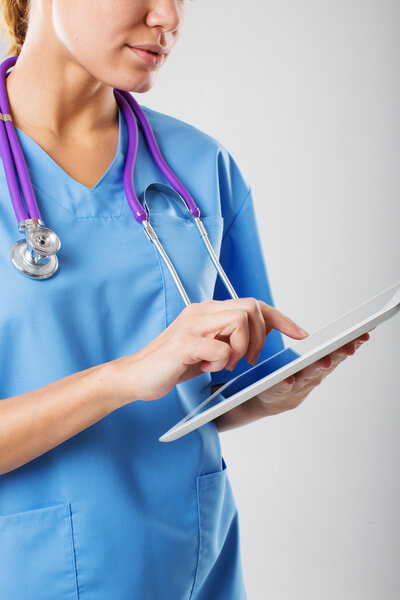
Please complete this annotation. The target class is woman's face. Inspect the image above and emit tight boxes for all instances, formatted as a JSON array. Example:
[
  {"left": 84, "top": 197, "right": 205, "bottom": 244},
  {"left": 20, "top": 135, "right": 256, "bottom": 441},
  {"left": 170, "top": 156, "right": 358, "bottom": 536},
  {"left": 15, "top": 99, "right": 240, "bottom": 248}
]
[{"left": 50, "top": 0, "right": 185, "bottom": 92}]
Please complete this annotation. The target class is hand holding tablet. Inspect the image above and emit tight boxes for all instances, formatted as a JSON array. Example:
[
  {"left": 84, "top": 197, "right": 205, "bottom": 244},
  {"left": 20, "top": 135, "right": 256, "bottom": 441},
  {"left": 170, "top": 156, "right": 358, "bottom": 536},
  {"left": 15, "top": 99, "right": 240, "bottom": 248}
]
[
  {"left": 160, "top": 281, "right": 400, "bottom": 442},
  {"left": 251, "top": 329, "right": 371, "bottom": 421}
]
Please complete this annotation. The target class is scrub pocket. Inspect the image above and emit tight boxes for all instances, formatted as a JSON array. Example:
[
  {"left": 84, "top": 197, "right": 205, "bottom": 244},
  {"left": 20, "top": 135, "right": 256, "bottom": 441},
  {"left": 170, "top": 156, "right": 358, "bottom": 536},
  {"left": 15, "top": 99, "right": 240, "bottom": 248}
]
[
  {"left": 190, "top": 458, "right": 247, "bottom": 599},
  {"left": 0, "top": 502, "right": 79, "bottom": 599}
]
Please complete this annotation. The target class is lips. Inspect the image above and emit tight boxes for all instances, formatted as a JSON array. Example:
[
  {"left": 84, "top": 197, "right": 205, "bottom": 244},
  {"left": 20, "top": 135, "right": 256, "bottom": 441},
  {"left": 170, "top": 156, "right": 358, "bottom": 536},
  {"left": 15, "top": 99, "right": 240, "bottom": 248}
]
[
  {"left": 128, "top": 44, "right": 168, "bottom": 55},
  {"left": 127, "top": 46, "right": 166, "bottom": 67}
]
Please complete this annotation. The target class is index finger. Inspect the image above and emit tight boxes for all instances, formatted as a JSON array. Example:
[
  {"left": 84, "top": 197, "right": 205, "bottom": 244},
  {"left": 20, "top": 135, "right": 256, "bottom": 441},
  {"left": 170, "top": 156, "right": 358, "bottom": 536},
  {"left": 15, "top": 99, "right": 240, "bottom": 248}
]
[
  {"left": 258, "top": 300, "right": 309, "bottom": 340},
  {"left": 198, "top": 298, "right": 308, "bottom": 343}
]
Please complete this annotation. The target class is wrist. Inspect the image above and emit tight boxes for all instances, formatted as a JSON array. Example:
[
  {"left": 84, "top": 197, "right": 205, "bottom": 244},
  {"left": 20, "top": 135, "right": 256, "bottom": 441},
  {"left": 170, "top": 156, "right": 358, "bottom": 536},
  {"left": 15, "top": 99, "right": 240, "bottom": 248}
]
[
  {"left": 101, "top": 355, "right": 141, "bottom": 409},
  {"left": 246, "top": 393, "right": 274, "bottom": 418}
]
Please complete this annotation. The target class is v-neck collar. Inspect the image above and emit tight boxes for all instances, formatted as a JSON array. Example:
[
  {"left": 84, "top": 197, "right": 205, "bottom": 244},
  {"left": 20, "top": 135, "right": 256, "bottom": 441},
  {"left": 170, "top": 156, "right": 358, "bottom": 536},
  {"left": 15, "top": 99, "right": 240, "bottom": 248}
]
[{"left": 13, "top": 104, "right": 129, "bottom": 218}]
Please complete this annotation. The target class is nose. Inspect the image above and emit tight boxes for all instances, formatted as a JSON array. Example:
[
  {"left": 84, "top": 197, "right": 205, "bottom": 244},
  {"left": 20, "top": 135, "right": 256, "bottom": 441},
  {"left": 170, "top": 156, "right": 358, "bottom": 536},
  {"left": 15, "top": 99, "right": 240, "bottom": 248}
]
[{"left": 145, "top": 0, "right": 183, "bottom": 34}]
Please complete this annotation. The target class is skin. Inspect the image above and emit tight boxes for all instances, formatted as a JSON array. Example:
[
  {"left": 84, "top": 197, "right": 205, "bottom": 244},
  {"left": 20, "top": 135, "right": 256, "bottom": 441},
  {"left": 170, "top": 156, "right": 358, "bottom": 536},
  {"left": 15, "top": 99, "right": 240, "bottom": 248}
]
[
  {"left": 211, "top": 330, "right": 371, "bottom": 432},
  {"left": 5, "top": 0, "right": 185, "bottom": 187},
  {"left": 0, "top": 0, "right": 372, "bottom": 470}
]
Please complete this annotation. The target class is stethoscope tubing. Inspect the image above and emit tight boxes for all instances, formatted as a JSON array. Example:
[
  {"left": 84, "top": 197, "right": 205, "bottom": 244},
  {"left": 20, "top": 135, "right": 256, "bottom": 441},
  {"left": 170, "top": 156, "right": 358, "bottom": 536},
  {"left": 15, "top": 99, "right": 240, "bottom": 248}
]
[
  {"left": 0, "top": 54, "right": 238, "bottom": 303},
  {"left": 0, "top": 56, "right": 40, "bottom": 223},
  {"left": 0, "top": 55, "right": 200, "bottom": 226},
  {"left": 117, "top": 89, "right": 200, "bottom": 219}
]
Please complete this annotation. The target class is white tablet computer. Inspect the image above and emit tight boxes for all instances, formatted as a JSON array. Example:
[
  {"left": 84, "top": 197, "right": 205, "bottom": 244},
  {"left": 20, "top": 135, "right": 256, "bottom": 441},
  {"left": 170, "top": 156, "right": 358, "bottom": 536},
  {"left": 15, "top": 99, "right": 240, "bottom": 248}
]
[{"left": 159, "top": 281, "right": 400, "bottom": 443}]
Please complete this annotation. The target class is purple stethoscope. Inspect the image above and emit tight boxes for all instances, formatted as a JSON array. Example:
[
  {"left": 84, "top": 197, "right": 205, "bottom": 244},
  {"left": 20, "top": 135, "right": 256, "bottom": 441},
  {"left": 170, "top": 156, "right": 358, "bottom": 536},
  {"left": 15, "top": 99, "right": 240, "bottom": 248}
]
[{"left": 0, "top": 55, "right": 237, "bottom": 305}]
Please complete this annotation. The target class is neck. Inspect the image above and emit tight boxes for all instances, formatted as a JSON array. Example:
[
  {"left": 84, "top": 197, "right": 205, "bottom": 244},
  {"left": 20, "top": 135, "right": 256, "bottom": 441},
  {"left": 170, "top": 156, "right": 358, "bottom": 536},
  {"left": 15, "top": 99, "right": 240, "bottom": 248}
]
[{"left": 4, "top": 32, "right": 118, "bottom": 140}]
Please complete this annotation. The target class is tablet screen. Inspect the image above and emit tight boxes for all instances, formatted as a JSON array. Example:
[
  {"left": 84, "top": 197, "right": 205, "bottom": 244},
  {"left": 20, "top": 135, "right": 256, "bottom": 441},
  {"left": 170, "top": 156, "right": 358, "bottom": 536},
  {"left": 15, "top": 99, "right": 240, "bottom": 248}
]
[
  {"left": 177, "top": 345, "right": 301, "bottom": 424},
  {"left": 175, "top": 281, "right": 400, "bottom": 426}
]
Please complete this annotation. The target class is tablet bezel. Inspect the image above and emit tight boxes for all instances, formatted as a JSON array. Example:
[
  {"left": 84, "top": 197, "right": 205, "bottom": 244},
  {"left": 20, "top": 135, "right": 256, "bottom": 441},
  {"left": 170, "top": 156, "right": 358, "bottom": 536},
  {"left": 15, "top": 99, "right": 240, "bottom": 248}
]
[{"left": 159, "top": 281, "right": 400, "bottom": 443}]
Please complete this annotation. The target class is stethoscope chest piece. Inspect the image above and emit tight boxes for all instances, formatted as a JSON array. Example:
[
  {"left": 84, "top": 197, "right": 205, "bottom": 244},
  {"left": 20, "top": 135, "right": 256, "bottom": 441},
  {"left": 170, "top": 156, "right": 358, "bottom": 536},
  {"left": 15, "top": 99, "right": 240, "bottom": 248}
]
[
  {"left": 0, "top": 55, "right": 237, "bottom": 296},
  {"left": 11, "top": 219, "right": 61, "bottom": 280}
]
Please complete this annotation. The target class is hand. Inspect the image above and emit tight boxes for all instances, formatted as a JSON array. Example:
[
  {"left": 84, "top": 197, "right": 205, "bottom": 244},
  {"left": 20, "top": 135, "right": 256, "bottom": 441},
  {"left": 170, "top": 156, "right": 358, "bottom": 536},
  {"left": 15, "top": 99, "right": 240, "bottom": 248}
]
[
  {"left": 110, "top": 298, "right": 309, "bottom": 405},
  {"left": 256, "top": 331, "right": 372, "bottom": 417}
]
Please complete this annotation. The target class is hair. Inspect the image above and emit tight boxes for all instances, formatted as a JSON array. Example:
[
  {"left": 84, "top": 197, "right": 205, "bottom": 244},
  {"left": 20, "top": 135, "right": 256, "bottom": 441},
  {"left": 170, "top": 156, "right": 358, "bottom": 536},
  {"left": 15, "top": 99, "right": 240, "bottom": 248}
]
[{"left": 0, "top": 0, "right": 30, "bottom": 57}]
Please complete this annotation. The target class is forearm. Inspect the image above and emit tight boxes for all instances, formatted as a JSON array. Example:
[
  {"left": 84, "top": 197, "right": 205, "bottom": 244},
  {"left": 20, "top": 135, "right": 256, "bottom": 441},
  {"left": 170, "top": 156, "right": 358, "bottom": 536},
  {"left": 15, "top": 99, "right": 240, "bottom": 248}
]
[{"left": 0, "top": 361, "right": 124, "bottom": 476}]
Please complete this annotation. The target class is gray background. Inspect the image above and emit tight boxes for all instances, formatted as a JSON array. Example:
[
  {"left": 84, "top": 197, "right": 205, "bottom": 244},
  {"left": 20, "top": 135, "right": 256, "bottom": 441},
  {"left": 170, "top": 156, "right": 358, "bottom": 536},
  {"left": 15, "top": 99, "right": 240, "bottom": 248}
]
[
  {"left": 1, "top": 1, "right": 399, "bottom": 598},
  {"left": 140, "top": 1, "right": 400, "bottom": 598}
]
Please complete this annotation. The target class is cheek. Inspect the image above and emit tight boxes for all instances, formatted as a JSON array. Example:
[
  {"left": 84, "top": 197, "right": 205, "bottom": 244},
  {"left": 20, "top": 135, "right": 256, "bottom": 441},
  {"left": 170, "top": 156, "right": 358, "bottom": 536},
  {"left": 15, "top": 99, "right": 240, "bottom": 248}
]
[
  {"left": 52, "top": 0, "right": 123, "bottom": 62},
  {"left": 51, "top": 0, "right": 154, "bottom": 90}
]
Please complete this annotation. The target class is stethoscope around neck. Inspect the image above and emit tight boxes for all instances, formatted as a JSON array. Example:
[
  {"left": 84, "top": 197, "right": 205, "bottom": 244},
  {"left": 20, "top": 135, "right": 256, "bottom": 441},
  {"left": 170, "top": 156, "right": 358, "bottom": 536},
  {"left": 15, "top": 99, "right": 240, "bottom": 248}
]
[{"left": 0, "top": 55, "right": 238, "bottom": 306}]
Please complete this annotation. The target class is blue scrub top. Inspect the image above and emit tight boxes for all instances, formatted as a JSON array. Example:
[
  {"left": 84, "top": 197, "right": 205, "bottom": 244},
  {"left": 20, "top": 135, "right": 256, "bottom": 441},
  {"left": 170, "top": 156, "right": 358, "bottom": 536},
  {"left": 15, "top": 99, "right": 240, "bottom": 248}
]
[{"left": 0, "top": 101, "right": 285, "bottom": 599}]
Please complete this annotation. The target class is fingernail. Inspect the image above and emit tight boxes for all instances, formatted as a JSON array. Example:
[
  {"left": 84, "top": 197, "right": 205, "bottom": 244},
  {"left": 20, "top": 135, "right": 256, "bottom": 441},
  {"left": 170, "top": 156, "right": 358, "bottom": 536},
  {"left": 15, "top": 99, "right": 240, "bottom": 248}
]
[{"left": 297, "top": 327, "right": 309, "bottom": 337}]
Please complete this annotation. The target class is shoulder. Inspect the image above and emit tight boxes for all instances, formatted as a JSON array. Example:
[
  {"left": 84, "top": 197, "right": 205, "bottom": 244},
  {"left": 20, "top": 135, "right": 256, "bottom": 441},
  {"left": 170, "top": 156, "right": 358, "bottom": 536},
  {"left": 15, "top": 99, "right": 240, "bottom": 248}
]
[
  {"left": 139, "top": 104, "right": 222, "bottom": 156},
  {"left": 139, "top": 104, "right": 251, "bottom": 225}
]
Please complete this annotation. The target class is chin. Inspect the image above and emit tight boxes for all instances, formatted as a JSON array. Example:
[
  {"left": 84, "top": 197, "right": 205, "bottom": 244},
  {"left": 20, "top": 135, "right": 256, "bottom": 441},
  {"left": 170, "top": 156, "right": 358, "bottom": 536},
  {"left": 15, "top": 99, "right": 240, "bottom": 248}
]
[
  {"left": 133, "top": 80, "right": 155, "bottom": 94},
  {"left": 116, "top": 74, "right": 156, "bottom": 94}
]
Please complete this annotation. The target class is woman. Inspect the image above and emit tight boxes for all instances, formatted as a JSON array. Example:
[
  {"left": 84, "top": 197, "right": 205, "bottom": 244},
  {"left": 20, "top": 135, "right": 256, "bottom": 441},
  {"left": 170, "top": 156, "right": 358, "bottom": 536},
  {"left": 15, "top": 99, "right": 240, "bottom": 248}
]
[{"left": 0, "top": 1, "right": 369, "bottom": 598}]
